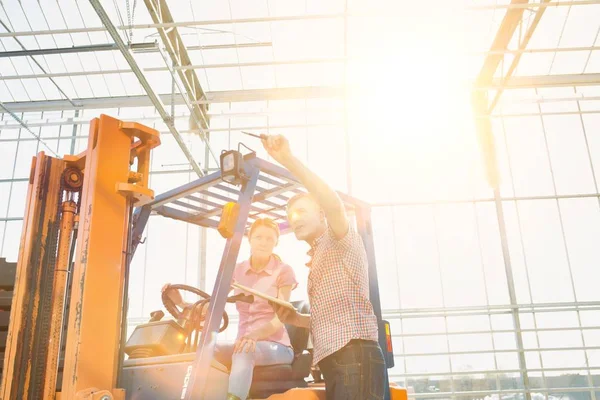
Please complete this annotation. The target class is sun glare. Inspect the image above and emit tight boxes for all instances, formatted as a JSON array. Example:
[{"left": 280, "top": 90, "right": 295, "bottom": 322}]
[{"left": 345, "top": 21, "right": 480, "bottom": 203}]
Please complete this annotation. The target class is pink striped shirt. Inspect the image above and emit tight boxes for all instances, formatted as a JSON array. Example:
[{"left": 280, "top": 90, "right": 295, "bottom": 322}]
[{"left": 233, "top": 256, "right": 298, "bottom": 347}]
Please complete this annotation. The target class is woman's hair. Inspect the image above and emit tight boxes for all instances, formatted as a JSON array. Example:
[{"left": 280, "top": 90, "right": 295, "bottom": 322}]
[{"left": 248, "top": 218, "right": 280, "bottom": 239}]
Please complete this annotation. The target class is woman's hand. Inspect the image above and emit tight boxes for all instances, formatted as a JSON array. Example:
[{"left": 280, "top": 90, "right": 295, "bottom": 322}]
[
  {"left": 270, "top": 302, "right": 299, "bottom": 325},
  {"left": 234, "top": 335, "right": 257, "bottom": 353},
  {"left": 162, "top": 283, "right": 185, "bottom": 307}
]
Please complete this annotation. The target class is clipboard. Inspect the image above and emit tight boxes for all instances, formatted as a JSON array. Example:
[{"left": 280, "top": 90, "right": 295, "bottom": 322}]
[{"left": 231, "top": 282, "right": 296, "bottom": 312}]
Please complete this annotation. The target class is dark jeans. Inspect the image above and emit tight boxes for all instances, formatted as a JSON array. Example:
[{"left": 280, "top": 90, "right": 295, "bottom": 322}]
[{"left": 318, "top": 339, "right": 386, "bottom": 400}]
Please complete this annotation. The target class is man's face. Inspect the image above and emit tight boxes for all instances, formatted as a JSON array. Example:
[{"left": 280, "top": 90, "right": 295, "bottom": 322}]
[{"left": 286, "top": 196, "right": 324, "bottom": 242}]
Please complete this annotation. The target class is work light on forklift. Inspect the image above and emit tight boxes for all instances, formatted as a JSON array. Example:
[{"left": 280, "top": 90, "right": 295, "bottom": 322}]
[{"left": 220, "top": 150, "right": 244, "bottom": 185}]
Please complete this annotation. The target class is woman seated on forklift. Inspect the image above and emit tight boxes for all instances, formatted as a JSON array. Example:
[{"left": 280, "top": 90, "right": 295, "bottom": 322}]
[{"left": 163, "top": 218, "right": 298, "bottom": 400}]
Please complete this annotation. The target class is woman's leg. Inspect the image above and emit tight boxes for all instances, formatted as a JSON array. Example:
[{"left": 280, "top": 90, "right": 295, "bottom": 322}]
[
  {"left": 227, "top": 341, "right": 294, "bottom": 399},
  {"left": 213, "top": 343, "right": 235, "bottom": 369}
]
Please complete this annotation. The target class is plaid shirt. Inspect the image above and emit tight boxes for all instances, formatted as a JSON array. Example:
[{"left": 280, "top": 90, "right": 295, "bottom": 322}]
[{"left": 307, "top": 224, "right": 379, "bottom": 366}]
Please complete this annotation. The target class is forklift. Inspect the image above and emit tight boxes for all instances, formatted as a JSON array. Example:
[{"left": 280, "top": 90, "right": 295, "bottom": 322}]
[{"left": 0, "top": 115, "right": 401, "bottom": 399}]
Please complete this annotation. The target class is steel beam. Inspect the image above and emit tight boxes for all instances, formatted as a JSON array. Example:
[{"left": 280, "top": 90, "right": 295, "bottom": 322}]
[
  {"left": 0, "top": 13, "right": 345, "bottom": 39},
  {"left": 0, "top": 42, "right": 156, "bottom": 58},
  {"left": 475, "top": 0, "right": 530, "bottom": 87},
  {"left": 487, "top": 0, "right": 551, "bottom": 112},
  {"left": 0, "top": 58, "right": 345, "bottom": 81},
  {"left": 482, "top": 73, "right": 600, "bottom": 90},
  {"left": 467, "top": 0, "right": 600, "bottom": 10},
  {"left": 143, "top": 0, "right": 209, "bottom": 132},
  {"left": 88, "top": 0, "right": 203, "bottom": 177},
  {"left": 472, "top": 3, "right": 535, "bottom": 398},
  {"left": 0, "top": 42, "right": 270, "bottom": 58},
  {"left": 0, "top": 86, "right": 345, "bottom": 112}
]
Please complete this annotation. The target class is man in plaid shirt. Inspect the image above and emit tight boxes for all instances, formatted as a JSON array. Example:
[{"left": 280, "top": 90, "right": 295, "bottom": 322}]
[{"left": 262, "top": 135, "right": 385, "bottom": 400}]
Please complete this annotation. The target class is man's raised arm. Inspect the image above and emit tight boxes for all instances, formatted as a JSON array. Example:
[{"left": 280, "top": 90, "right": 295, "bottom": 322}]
[{"left": 262, "top": 135, "right": 349, "bottom": 239}]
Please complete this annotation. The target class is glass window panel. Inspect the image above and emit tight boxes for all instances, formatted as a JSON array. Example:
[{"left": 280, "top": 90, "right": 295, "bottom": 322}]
[
  {"left": 0, "top": 142, "right": 17, "bottom": 179},
  {"left": 525, "top": 351, "right": 543, "bottom": 370},
  {"left": 0, "top": 82, "right": 14, "bottom": 102},
  {"left": 558, "top": 198, "right": 600, "bottom": 302},
  {"left": 535, "top": 312, "right": 579, "bottom": 329},
  {"left": 56, "top": 139, "right": 72, "bottom": 158},
  {"left": 127, "top": 231, "right": 148, "bottom": 319},
  {"left": 19, "top": 79, "right": 46, "bottom": 101},
  {"left": 516, "top": 200, "right": 575, "bottom": 303},
  {"left": 549, "top": 51, "right": 589, "bottom": 75},
  {"left": 454, "top": 373, "right": 497, "bottom": 393},
  {"left": 539, "top": 101, "right": 579, "bottom": 114},
  {"left": 49, "top": 77, "right": 77, "bottom": 99},
  {"left": 581, "top": 114, "right": 600, "bottom": 183},
  {"left": 588, "top": 350, "right": 600, "bottom": 367},
  {"left": 522, "top": 332, "right": 542, "bottom": 350},
  {"left": 498, "top": 372, "right": 524, "bottom": 391},
  {"left": 1, "top": 220, "right": 22, "bottom": 262},
  {"left": 543, "top": 115, "right": 596, "bottom": 195},
  {"left": 14, "top": 139, "right": 40, "bottom": 178},
  {"left": 388, "top": 359, "right": 406, "bottom": 378},
  {"left": 519, "top": 313, "right": 536, "bottom": 330},
  {"left": 205, "top": 68, "right": 243, "bottom": 92},
  {"left": 391, "top": 337, "right": 405, "bottom": 355},
  {"left": 492, "top": 119, "right": 516, "bottom": 198},
  {"left": 40, "top": 124, "right": 60, "bottom": 139},
  {"left": 403, "top": 318, "right": 446, "bottom": 335},
  {"left": 204, "top": 229, "right": 228, "bottom": 293},
  {"left": 394, "top": 206, "right": 444, "bottom": 309},
  {"left": 493, "top": 333, "right": 517, "bottom": 351},
  {"left": 451, "top": 353, "right": 496, "bottom": 372},
  {"left": 541, "top": 350, "right": 587, "bottom": 369},
  {"left": 435, "top": 204, "right": 487, "bottom": 307},
  {"left": 449, "top": 334, "right": 493, "bottom": 353},
  {"left": 580, "top": 311, "right": 600, "bottom": 328},
  {"left": 7, "top": 181, "right": 27, "bottom": 218},
  {"left": 502, "top": 202, "right": 533, "bottom": 304},
  {"left": 503, "top": 117, "right": 555, "bottom": 197},
  {"left": 405, "top": 355, "right": 451, "bottom": 374},
  {"left": 306, "top": 127, "right": 347, "bottom": 190},
  {"left": 4, "top": 81, "right": 29, "bottom": 102},
  {"left": 583, "top": 330, "right": 600, "bottom": 347},
  {"left": 476, "top": 203, "right": 510, "bottom": 305},
  {"left": 59, "top": 124, "right": 76, "bottom": 138},
  {"left": 492, "top": 314, "right": 515, "bottom": 331},
  {"left": 447, "top": 316, "right": 491, "bottom": 333},
  {"left": 141, "top": 217, "right": 190, "bottom": 316},
  {"left": 495, "top": 352, "right": 520, "bottom": 371},
  {"left": 546, "top": 373, "right": 594, "bottom": 391},
  {"left": 559, "top": 3, "right": 600, "bottom": 47},
  {"left": 372, "top": 207, "right": 401, "bottom": 310},
  {"left": 150, "top": 134, "right": 189, "bottom": 173},
  {"left": 403, "top": 335, "right": 448, "bottom": 356},
  {"left": 538, "top": 330, "right": 583, "bottom": 349},
  {"left": 527, "top": 371, "right": 548, "bottom": 390},
  {"left": 527, "top": 6, "right": 568, "bottom": 49}
]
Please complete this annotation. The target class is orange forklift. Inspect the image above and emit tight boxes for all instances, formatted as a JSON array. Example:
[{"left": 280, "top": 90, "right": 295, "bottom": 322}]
[{"left": 0, "top": 115, "right": 403, "bottom": 400}]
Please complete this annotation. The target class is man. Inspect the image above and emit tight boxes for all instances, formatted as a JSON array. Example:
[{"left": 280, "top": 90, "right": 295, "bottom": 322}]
[{"left": 262, "top": 135, "right": 386, "bottom": 400}]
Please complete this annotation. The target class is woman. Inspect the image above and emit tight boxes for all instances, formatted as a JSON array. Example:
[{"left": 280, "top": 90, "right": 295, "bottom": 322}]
[{"left": 163, "top": 218, "right": 297, "bottom": 400}]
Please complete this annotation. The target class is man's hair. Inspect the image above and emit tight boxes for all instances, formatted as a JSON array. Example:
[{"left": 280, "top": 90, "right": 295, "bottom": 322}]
[{"left": 286, "top": 192, "right": 320, "bottom": 210}]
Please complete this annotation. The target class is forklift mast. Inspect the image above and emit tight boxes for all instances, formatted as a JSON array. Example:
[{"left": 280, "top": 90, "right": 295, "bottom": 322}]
[{"left": 0, "top": 115, "right": 160, "bottom": 400}]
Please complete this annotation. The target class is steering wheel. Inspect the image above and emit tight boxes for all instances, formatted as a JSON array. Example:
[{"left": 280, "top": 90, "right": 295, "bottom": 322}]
[{"left": 161, "top": 284, "right": 229, "bottom": 333}]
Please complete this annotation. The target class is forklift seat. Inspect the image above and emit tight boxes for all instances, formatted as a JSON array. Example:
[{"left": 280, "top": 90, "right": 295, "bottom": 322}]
[{"left": 249, "top": 300, "right": 312, "bottom": 398}]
